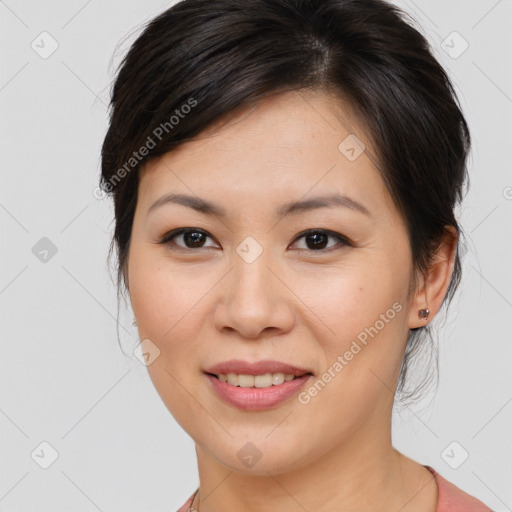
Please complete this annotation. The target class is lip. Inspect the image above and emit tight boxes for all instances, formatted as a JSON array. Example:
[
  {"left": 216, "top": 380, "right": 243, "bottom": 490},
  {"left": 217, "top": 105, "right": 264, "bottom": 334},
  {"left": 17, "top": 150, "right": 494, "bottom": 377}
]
[
  {"left": 203, "top": 359, "right": 312, "bottom": 377},
  {"left": 204, "top": 373, "right": 313, "bottom": 411}
]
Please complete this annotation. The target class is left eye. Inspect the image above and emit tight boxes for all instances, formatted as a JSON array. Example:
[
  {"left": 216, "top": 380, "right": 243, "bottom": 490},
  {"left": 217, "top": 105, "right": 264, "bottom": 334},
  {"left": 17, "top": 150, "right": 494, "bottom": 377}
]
[
  {"left": 159, "top": 228, "right": 351, "bottom": 252},
  {"left": 290, "top": 229, "right": 351, "bottom": 251}
]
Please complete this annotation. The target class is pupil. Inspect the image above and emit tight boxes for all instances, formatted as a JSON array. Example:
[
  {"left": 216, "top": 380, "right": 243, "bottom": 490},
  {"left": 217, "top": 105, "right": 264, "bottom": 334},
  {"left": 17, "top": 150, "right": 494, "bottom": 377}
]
[
  {"left": 185, "top": 231, "right": 205, "bottom": 247},
  {"left": 307, "top": 232, "right": 327, "bottom": 250}
]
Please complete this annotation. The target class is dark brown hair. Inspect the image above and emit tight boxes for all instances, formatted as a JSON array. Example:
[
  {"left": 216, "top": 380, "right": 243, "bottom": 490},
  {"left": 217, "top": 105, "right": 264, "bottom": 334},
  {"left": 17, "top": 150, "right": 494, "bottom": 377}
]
[{"left": 100, "top": 0, "right": 471, "bottom": 405}]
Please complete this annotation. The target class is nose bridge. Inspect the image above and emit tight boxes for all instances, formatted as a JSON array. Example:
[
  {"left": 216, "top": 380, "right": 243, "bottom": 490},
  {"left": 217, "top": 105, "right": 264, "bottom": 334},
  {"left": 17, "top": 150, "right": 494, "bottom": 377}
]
[
  {"left": 231, "top": 236, "right": 275, "bottom": 307},
  {"left": 213, "top": 235, "right": 294, "bottom": 337}
]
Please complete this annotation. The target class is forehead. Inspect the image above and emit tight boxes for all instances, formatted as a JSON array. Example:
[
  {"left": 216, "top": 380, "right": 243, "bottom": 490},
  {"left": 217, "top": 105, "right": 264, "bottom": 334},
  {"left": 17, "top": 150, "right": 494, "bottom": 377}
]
[{"left": 137, "top": 90, "right": 389, "bottom": 213}]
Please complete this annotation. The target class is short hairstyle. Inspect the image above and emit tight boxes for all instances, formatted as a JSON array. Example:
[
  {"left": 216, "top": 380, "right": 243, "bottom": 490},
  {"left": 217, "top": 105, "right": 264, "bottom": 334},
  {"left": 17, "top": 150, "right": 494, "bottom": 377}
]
[{"left": 100, "top": 0, "right": 471, "bottom": 405}]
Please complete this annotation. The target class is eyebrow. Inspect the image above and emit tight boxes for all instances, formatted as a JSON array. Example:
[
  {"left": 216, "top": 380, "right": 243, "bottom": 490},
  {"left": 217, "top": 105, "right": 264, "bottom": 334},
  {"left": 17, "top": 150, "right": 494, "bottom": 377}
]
[{"left": 147, "top": 192, "right": 371, "bottom": 218}]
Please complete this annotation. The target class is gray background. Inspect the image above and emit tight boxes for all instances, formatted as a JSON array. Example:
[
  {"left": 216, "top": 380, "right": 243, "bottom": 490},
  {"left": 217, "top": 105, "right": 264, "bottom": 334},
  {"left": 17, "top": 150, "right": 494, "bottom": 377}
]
[{"left": 1, "top": 0, "right": 511, "bottom": 510}]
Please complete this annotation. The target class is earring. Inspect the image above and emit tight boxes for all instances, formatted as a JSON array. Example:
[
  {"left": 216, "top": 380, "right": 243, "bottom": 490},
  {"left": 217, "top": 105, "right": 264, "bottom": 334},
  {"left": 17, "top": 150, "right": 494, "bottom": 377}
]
[{"left": 418, "top": 308, "right": 430, "bottom": 320}]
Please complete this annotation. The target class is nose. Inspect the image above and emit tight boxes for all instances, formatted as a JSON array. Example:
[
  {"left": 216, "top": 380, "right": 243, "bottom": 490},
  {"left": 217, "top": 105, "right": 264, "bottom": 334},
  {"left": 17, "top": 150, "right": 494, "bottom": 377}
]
[{"left": 213, "top": 247, "right": 295, "bottom": 339}]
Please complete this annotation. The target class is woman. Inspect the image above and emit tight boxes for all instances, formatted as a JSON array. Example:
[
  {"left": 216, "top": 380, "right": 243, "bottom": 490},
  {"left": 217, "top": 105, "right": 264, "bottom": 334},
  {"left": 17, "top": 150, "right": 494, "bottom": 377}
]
[{"left": 100, "top": 0, "right": 492, "bottom": 510}]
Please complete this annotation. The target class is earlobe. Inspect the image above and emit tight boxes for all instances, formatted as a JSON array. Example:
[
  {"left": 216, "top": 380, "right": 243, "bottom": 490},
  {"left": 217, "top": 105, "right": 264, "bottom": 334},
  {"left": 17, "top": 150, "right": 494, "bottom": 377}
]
[
  {"left": 417, "top": 307, "right": 430, "bottom": 321},
  {"left": 408, "top": 226, "right": 458, "bottom": 329}
]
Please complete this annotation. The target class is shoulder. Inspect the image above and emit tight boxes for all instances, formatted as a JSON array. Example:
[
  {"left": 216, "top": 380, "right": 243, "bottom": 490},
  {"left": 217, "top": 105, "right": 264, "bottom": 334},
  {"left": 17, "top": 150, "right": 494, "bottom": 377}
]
[
  {"left": 176, "top": 489, "right": 198, "bottom": 512},
  {"left": 424, "top": 466, "right": 493, "bottom": 512}
]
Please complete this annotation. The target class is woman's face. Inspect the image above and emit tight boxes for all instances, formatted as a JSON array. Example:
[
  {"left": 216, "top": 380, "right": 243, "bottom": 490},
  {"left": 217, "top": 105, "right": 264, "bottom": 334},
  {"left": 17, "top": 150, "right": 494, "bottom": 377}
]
[{"left": 127, "top": 90, "right": 423, "bottom": 474}]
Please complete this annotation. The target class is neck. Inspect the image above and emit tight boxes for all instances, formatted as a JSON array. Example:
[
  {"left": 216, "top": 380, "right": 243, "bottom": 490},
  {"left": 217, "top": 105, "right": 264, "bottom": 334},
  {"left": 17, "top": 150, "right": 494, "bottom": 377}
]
[{"left": 192, "top": 419, "right": 437, "bottom": 512}]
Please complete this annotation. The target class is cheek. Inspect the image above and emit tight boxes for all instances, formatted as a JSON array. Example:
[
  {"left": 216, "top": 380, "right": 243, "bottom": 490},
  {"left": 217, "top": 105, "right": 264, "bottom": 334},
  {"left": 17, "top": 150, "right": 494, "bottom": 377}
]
[
  {"left": 296, "top": 252, "right": 411, "bottom": 389},
  {"left": 290, "top": 270, "right": 409, "bottom": 441},
  {"left": 128, "top": 247, "right": 220, "bottom": 394},
  {"left": 128, "top": 249, "right": 208, "bottom": 420},
  {"left": 299, "top": 261, "right": 405, "bottom": 340},
  {"left": 129, "top": 246, "right": 205, "bottom": 339}
]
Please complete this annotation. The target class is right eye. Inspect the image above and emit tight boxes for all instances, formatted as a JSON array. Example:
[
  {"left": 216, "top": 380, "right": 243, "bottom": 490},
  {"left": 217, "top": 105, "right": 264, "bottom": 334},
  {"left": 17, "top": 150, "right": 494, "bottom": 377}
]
[{"left": 159, "top": 228, "right": 220, "bottom": 250}]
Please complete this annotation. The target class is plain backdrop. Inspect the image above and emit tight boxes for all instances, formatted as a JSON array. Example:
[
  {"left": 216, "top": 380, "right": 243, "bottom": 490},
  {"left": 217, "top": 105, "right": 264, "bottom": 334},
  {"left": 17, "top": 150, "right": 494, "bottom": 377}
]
[{"left": 1, "top": 0, "right": 511, "bottom": 510}]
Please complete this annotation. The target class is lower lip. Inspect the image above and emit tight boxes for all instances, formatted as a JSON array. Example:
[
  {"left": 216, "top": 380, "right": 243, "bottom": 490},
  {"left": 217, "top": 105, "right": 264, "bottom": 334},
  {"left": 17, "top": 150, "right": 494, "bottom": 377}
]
[{"left": 204, "top": 373, "right": 312, "bottom": 411}]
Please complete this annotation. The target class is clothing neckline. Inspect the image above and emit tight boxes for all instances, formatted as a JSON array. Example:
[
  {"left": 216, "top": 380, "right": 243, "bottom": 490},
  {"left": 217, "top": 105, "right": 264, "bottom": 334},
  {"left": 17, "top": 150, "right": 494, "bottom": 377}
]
[
  {"left": 182, "top": 465, "right": 492, "bottom": 512},
  {"left": 185, "top": 469, "right": 439, "bottom": 512},
  {"left": 423, "top": 464, "right": 441, "bottom": 510}
]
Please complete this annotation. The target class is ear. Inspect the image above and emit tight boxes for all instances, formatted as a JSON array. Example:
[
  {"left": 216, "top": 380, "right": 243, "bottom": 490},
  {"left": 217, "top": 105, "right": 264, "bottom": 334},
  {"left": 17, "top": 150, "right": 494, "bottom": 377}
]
[{"left": 407, "top": 226, "right": 458, "bottom": 329}]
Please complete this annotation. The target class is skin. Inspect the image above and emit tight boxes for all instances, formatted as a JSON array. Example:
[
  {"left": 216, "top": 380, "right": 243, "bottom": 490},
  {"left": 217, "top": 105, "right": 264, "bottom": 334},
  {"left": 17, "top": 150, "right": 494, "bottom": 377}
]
[{"left": 127, "top": 89, "right": 457, "bottom": 512}]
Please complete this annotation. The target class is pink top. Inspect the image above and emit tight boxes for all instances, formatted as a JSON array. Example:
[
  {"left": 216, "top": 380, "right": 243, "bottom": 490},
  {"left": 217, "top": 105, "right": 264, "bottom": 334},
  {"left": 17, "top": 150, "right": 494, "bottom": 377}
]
[{"left": 177, "top": 465, "right": 492, "bottom": 512}]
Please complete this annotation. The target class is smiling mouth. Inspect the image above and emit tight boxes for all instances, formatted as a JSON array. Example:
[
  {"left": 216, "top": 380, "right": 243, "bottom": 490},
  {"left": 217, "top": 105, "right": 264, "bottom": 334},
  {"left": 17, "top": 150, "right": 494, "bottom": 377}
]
[{"left": 206, "top": 372, "right": 313, "bottom": 389}]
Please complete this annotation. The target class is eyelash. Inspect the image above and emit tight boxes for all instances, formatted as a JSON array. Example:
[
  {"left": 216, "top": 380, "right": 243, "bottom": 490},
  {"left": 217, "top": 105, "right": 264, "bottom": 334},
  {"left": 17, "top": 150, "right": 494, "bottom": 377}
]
[{"left": 158, "top": 227, "right": 354, "bottom": 253}]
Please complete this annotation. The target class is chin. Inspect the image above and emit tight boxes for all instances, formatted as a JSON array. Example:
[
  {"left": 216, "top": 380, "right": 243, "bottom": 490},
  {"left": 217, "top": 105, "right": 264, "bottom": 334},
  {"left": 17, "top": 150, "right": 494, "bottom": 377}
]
[{"left": 203, "top": 436, "right": 314, "bottom": 476}]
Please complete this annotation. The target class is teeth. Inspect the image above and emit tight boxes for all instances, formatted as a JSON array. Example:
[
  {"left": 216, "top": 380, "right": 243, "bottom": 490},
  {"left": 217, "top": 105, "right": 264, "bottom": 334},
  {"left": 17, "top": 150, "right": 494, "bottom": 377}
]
[{"left": 217, "top": 372, "right": 300, "bottom": 388}]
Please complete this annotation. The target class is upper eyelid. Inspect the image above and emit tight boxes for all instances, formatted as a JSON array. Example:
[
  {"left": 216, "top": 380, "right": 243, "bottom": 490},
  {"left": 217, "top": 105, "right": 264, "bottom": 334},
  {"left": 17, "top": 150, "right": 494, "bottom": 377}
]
[
  {"left": 291, "top": 230, "right": 351, "bottom": 249},
  {"left": 162, "top": 227, "right": 219, "bottom": 247}
]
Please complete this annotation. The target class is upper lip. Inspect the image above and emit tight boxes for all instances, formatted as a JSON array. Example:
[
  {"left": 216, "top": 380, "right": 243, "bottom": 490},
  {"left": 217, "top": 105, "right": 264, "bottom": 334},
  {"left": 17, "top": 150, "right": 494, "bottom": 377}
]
[{"left": 204, "top": 359, "right": 313, "bottom": 377}]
